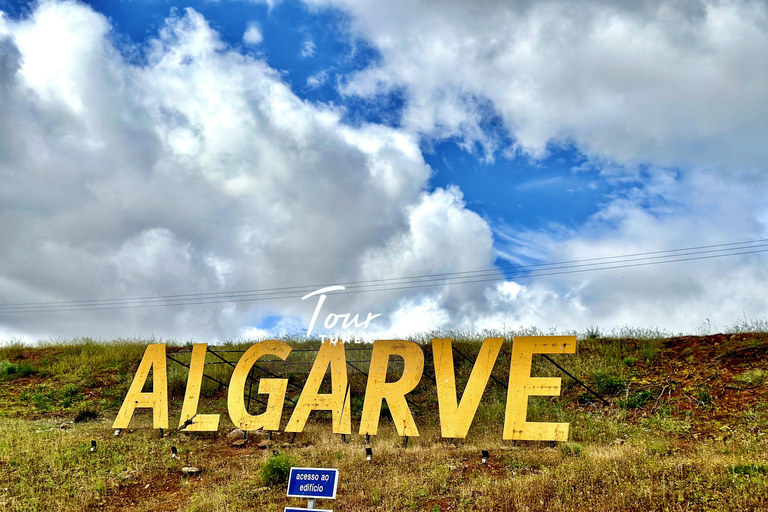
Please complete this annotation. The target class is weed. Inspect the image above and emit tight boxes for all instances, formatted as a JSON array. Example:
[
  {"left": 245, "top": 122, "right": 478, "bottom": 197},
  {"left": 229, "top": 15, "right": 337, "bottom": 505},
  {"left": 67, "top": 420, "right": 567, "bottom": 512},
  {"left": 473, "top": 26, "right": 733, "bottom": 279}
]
[
  {"left": 620, "top": 390, "right": 653, "bottom": 409},
  {"left": 733, "top": 369, "right": 766, "bottom": 386},
  {"left": 731, "top": 463, "right": 768, "bottom": 476},
  {"left": 637, "top": 338, "right": 661, "bottom": 363},
  {"left": 261, "top": 453, "right": 295, "bottom": 486},
  {"left": 641, "top": 415, "right": 691, "bottom": 435},
  {"left": 560, "top": 442, "right": 582, "bottom": 457},
  {"left": 589, "top": 369, "right": 627, "bottom": 395},
  {"left": 696, "top": 388, "right": 713, "bottom": 406}
]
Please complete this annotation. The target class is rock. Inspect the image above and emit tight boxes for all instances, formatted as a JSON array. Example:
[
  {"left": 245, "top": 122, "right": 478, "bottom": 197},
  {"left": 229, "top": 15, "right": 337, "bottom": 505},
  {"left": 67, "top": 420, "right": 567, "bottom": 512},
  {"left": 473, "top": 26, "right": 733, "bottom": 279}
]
[
  {"left": 281, "top": 442, "right": 292, "bottom": 448},
  {"left": 614, "top": 438, "right": 626, "bottom": 445},
  {"left": 181, "top": 466, "right": 201, "bottom": 475},
  {"left": 177, "top": 433, "right": 189, "bottom": 442},
  {"left": 257, "top": 439, "right": 273, "bottom": 449},
  {"left": 59, "top": 423, "right": 68, "bottom": 430},
  {"left": 232, "top": 439, "right": 248, "bottom": 448},
  {"left": 227, "top": 429, "right": 245, "bottom": 441}
]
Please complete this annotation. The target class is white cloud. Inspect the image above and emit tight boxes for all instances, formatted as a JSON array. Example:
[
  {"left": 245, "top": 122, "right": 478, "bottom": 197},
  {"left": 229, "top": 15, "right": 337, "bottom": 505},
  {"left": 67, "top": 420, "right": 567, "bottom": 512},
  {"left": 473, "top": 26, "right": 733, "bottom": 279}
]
[
  {"left": 0, "top": 2, "right": 495, "bottom": 341},
  {"left": 280, "top": 0, "right": 768, "bottom": 334},
  {"left": 306, "top": 70, "right": 327, "bottom": 88},
  {"left": 243, "top": 22, "right": 263, "bottom": 45},
  {"left": 300, "top": 39, "right": 315, "bottom": 58},
  {"left": 309, "top": 0, "right": 768, "bottom": 171}
]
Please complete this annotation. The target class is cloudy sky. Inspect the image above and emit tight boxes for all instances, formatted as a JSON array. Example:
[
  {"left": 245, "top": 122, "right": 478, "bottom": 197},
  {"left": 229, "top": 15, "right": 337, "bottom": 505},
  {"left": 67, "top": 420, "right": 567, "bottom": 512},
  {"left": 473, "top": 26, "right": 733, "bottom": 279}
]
[{"left": 1, "top": 0, "right": 768, "bottom": 342}]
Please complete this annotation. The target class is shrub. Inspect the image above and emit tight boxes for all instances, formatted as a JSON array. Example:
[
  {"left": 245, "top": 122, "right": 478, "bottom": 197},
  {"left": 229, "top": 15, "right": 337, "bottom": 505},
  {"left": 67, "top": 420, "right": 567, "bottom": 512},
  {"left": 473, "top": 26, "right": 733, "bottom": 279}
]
[
  {"left": 74, "top": 406, "right": 99, "bottom": 422},
  {"left": 261, "top": 453, "right": 294, "bottom": 486},
  {"left": 621, "top": 389, "right": 653, "bottom": 409},
  {"left": 0, "top": 360, "right": 35, "bottom": 379},
  {"left": 589, "top": 369, "right": 627, "bottom": 395}
]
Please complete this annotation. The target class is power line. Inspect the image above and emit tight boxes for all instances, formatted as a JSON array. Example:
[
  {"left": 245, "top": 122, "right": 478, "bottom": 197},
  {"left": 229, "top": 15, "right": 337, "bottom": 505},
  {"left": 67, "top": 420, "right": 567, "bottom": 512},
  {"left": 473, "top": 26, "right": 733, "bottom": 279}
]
[{"left": 1, "top": 238, "right": 767, "bottom": 314}]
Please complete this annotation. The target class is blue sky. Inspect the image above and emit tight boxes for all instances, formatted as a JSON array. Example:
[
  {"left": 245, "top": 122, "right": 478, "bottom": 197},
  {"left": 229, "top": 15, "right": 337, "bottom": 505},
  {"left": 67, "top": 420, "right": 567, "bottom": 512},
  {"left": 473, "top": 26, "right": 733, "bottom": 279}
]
[{"left": 1, "top": 0, "right": 768, "bottom": 341}]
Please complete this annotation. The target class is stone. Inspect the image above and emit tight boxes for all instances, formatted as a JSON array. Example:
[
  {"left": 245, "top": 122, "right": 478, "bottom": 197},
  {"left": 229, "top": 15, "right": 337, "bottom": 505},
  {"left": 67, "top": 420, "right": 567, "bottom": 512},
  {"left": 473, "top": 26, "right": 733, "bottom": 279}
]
[
  {"left": 181, "top": 466, "right": 201, "bottom": 475},
  {"left": 257, "top": 439, "right": 273, "bottom": 449},
  {"left": 227, "top": 429, "right": 244, "bottom": 441},
  {"left": 59, "top": 423, "right": 68, "bottom": 430},
  {"left": 232, "top": 439, "right": 248, "bottom": 448}
]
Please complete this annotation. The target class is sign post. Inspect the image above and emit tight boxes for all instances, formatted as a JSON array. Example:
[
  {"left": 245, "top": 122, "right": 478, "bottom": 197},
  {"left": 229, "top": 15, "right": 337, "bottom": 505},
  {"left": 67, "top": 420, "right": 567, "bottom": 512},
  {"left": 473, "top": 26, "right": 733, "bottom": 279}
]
[{"left": 285, "top": 467, "right": 338, "bottom": 511}]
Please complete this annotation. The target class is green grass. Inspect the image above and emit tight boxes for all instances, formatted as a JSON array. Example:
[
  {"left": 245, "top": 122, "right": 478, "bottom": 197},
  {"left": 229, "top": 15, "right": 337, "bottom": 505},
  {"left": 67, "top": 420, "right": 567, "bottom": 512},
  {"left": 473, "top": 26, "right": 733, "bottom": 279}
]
[{"left": 1, "top": 328, "right": 768, "bottom": 510}]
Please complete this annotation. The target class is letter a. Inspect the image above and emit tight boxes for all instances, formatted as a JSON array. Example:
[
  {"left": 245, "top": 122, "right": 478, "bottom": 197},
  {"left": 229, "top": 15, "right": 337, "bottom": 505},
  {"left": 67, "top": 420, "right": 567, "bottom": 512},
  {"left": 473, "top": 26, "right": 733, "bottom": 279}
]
[
  {"left": 285, "top": 339, "right": 351, "bottom": 434},
  {"left": 112, "top": 344, "right": 168, "bottom": 429}
]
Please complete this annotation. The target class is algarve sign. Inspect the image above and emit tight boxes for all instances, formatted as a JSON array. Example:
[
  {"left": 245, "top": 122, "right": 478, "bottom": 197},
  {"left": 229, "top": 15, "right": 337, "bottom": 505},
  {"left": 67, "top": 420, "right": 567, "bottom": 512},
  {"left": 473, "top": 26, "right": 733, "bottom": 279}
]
[{"left": 112, "top": 336, "right": 576, "bottom": 441}]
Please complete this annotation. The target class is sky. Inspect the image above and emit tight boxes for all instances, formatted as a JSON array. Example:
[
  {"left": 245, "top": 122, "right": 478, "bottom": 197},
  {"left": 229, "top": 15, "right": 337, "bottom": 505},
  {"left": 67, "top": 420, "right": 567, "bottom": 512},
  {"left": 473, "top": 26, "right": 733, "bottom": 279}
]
[{"left": 1, "top": 0, "right": 768, "bottom": 343}]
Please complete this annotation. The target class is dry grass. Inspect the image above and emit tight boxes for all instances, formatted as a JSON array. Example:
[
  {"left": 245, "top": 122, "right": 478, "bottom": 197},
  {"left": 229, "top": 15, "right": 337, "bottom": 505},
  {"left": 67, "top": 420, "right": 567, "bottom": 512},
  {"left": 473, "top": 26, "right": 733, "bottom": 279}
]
[{"left": 1, "top": 416, "right": 767, "bottom": 511}]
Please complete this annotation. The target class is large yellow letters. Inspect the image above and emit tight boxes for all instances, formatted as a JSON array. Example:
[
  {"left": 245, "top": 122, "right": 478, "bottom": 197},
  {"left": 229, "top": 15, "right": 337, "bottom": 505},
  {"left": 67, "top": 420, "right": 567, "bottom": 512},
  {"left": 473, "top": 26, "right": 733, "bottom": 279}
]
[
  {"left": 433, "top": 337, "right": 503, "bottom": 438},
  {"left": 227, "top": 340, "right": 291, "bottom": 432},
  {"left": 178, "top": 343, "right": 220, "bottom": 431},
  {"left": 114, "top": 336, "right": 577, "bottom": 441},
  {"left": 285, "top": 340, "right": 351, "bottom": 434},
  {"left": 359, "top": 340, "right": 423, "bottom": 437},
  {"left": 112, "top": 344, "right": 168, "bottom": 429},
  {"left": 503, "top": 336, "right": 576, "bottom": 441}
]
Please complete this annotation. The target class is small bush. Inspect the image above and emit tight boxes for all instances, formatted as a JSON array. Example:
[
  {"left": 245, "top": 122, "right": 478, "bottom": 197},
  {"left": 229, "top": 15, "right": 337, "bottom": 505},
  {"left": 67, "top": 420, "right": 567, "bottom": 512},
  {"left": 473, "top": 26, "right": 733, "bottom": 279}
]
[
  {"left": 261, "top": 453, "right": 294, "bottom": 486},
  {"left": 589, "top": 369, "right": 627, "bottom": 395},
  {"left": 621, "top": 389, "right": 653, "bottom": 409},
  {"left": 560, "top": 442, "right": 582, "bottom": 457},
  {"left": 0, "top": 360, "right": 35, "bottom": 379},
  {"left": 31, "top": 391, "right": 53, "bottom": 411},
  {"left": 74, "top": 406, "right": 99, "bottom": 422}
]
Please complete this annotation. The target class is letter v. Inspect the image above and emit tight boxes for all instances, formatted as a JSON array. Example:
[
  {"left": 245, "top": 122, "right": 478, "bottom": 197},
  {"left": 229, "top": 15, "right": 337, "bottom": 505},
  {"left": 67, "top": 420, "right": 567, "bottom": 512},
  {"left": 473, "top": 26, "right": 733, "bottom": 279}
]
[{"left": 432, "top": 337, "right": 503, "bottom": 438}]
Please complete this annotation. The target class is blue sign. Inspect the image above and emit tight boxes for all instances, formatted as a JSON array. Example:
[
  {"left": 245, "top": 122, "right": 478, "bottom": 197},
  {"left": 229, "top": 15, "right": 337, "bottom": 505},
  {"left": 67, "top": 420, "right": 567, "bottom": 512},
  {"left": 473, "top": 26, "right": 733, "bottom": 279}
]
[{"left": 286, "top": 467, "right": 339, "bottom": 500}]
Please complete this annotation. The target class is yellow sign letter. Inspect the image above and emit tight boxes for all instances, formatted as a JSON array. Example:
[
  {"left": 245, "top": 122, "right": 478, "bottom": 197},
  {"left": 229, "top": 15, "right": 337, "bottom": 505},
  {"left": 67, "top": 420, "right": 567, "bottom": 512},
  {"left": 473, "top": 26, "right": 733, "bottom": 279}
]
[
  {"left": 228, "top": 340, "right": 291, "bottom": 432},
  {"left": 433, "top": 337, "right": 503, "bottom": 438},
  {"left": 178, "top": 343, "right": 220, "bottom": 431},
  {"left": 359, "top": 340, "right": 423, "bottom": 437},
  {"left": 112, "top": 344, "right": 168, "bottom": 429},
  {"left": 286, "top": 340, "right": 351, "bottom": 434},
  {"left": 503, "top": 336, "right": 576, "bottom": 441}
]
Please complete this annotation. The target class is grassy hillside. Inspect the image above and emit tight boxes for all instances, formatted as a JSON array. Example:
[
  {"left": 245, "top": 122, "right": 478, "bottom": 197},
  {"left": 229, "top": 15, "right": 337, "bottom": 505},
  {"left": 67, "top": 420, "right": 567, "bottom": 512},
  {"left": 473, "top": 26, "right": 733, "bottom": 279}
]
[{"left": 1, "top": 331, "right": 767, "bottom": 511}]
